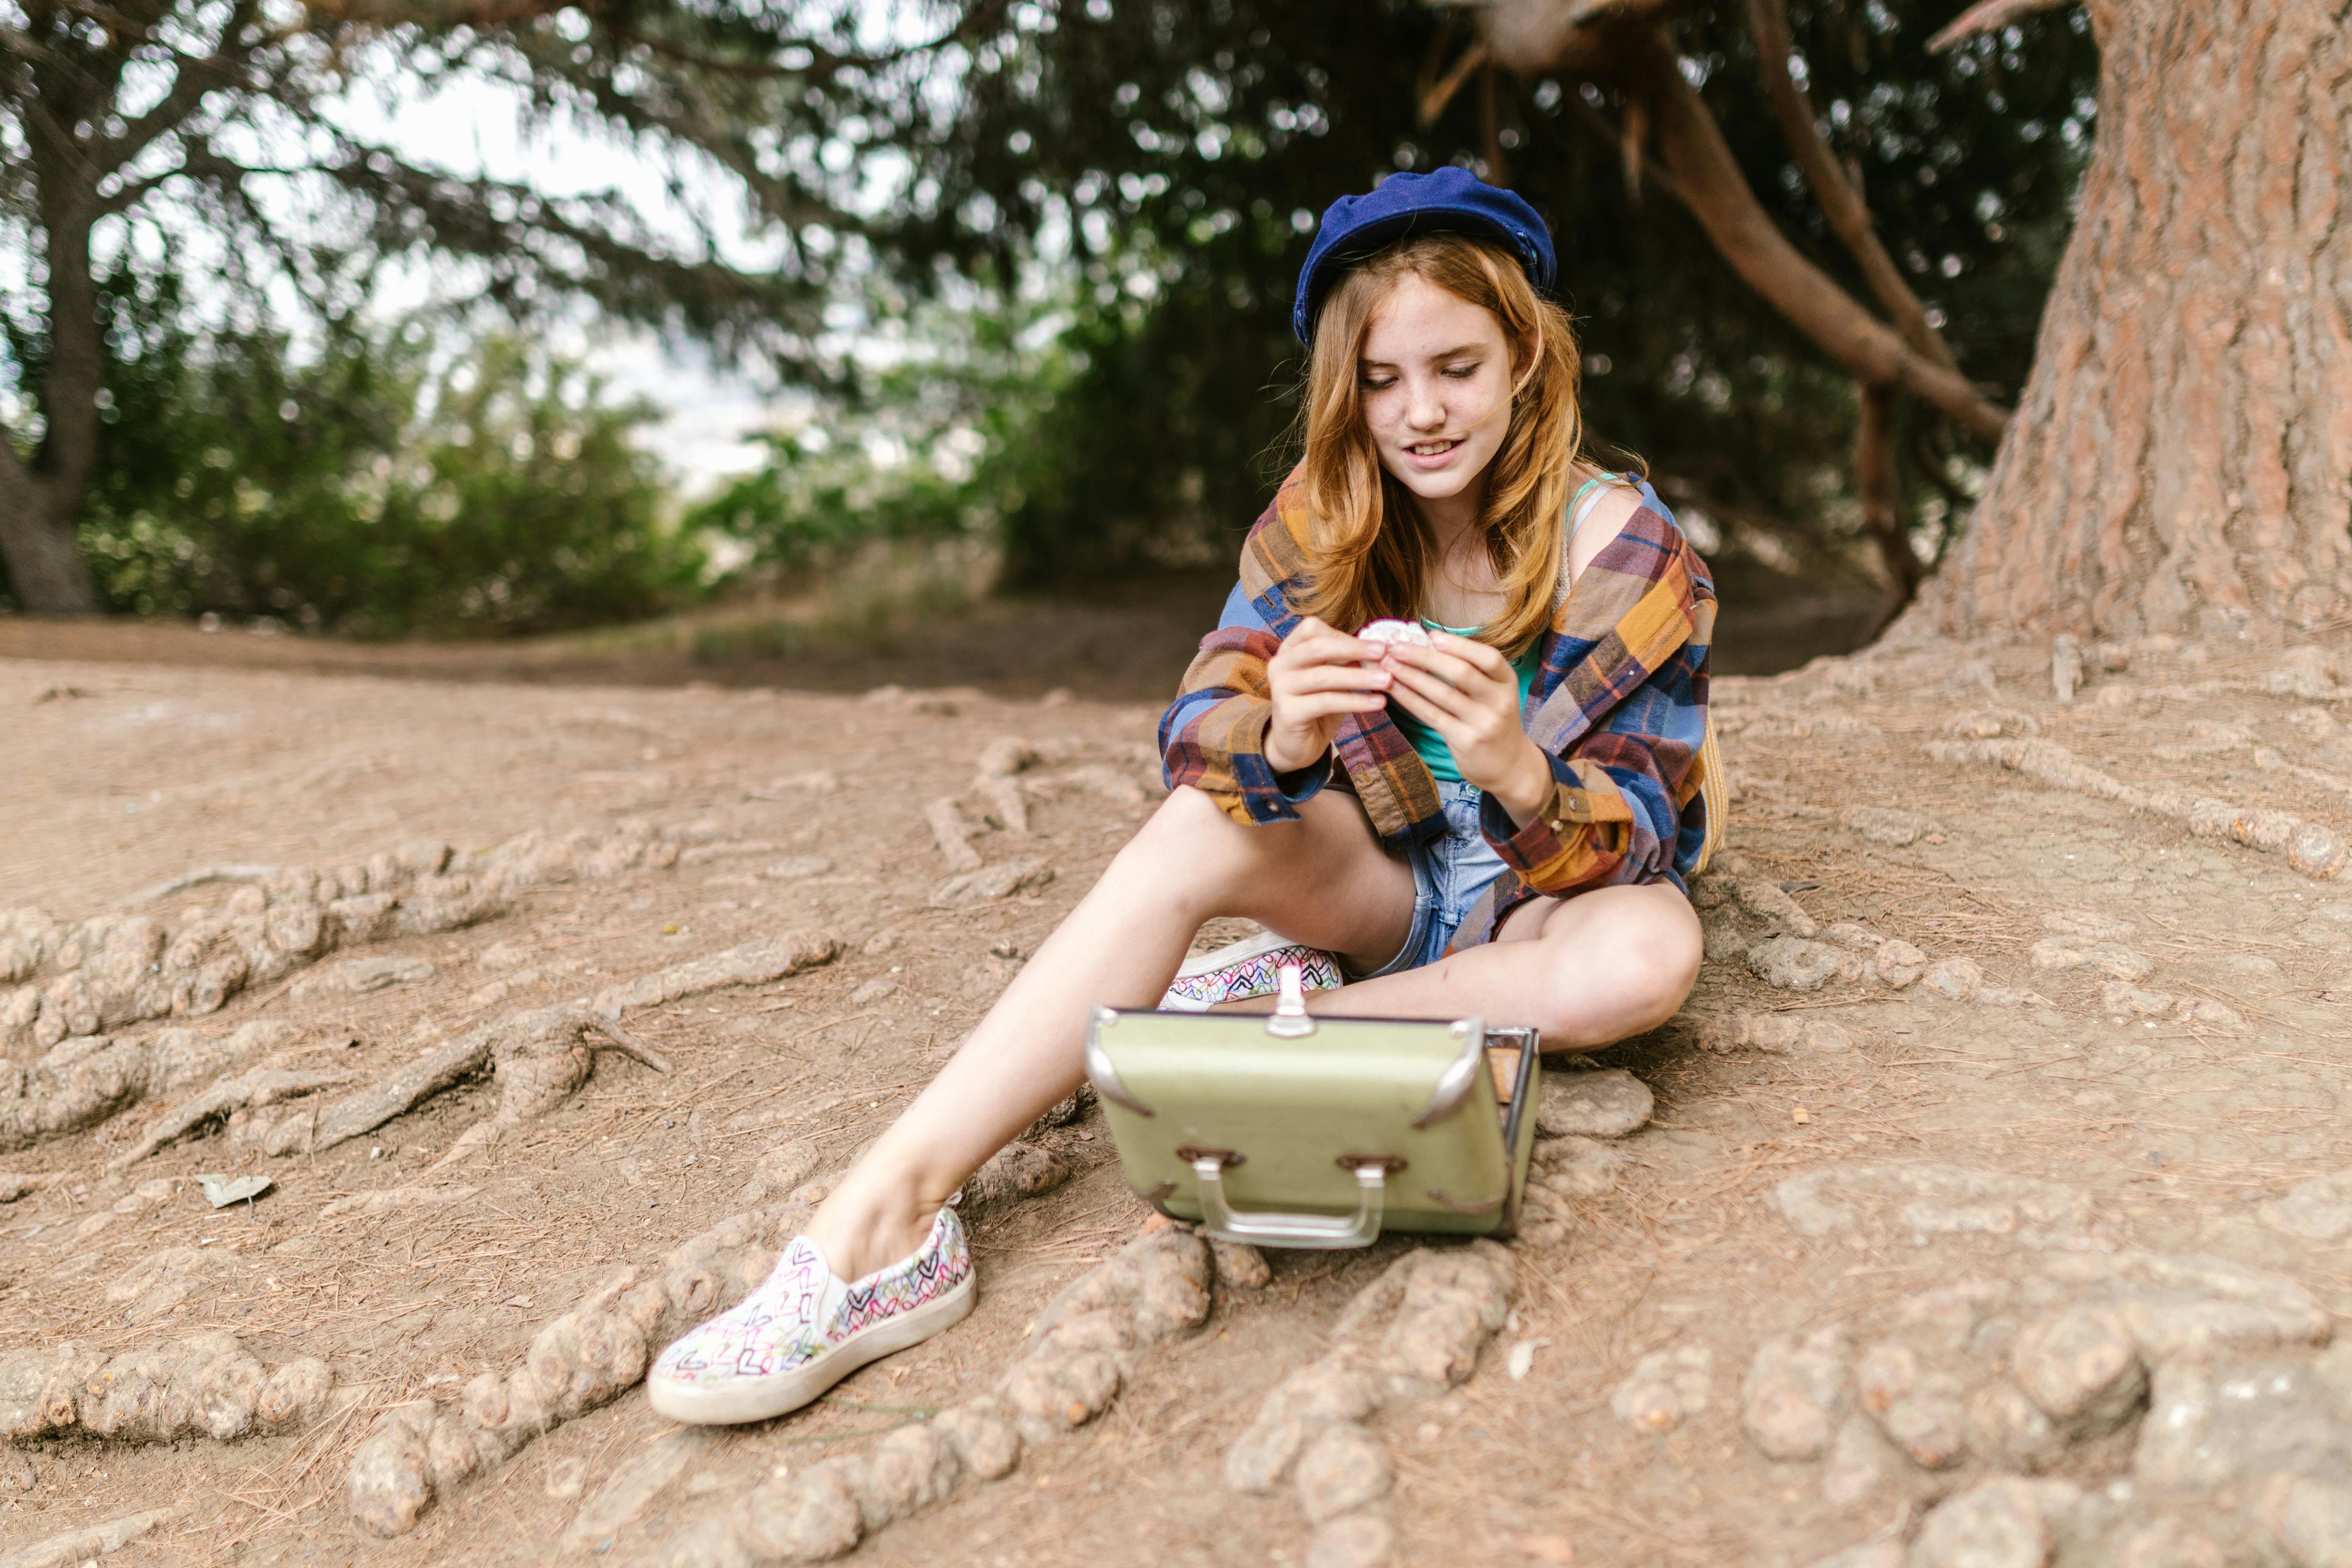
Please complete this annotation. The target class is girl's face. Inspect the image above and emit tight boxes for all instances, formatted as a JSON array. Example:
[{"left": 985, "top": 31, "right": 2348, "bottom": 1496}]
[{"left": 1356, "top": 271, "right": 1516, "bottom": 512}]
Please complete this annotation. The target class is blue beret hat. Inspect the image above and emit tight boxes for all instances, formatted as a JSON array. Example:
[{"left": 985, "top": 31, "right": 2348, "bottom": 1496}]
[{"left": 1291, "top": 167, "right": 1557, "bottom": 348}]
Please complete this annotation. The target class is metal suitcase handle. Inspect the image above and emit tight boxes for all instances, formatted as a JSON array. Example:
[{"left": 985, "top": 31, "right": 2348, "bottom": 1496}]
[{"left": 1191, "top": 1154, "right": 1391, "bottom": 1250}]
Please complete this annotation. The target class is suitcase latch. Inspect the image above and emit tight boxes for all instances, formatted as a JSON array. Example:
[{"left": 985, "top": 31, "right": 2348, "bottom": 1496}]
[{"left": 1264, "top": 961, "right": 1317, "bottom": 1039}]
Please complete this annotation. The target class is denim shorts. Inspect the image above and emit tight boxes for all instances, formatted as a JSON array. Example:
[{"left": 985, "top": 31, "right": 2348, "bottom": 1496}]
[{"left": 1354, "top": 779, "right": 1509, "bottom": 979}]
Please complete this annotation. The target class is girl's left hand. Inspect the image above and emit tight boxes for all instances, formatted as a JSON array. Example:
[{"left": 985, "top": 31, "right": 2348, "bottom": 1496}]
[{"left": 1379, "top": 632, "right": 1555, "bottom": 827}]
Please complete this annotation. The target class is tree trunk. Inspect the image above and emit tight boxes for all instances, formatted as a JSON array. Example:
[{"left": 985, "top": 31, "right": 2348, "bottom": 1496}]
[
  {"left": 0, "top": 469, "right": 99, "bottom": 614},
  {"left": 1914, "top": 0, "right": 2352, "bottom": 638},
  {"left": 1, "top": 165, "right": 105, "bottom": 613},
  {"left": 1856, "top": 382, "right": 1921, "bottom": 637}
]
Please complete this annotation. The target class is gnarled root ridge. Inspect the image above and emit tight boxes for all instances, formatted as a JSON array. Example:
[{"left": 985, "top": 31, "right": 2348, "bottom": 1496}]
[
  {"left": 0, "top": 1020, "right": 294, "bottom": 1158},
  {"left": 1928, "top": 736, "right": 2350, "bottom": 880},
  {"left": 0, "top": 1505, "right": 182, "bottom": 1568},
  {"left": 0, "top": 824, "right": 698, "bottom": 1053},
  {"left": 345, "top": 1204, "right": 809, "bottom": 1538},
  {"left": 646, "top": 1224, "right": 1223, "bottom": 1566},
  {"left": 0, "top": 1331, "right": 334, "bottom": 1445},
  {"left": 307, "top": 931, "right": 836, "bottom": 1159},
  {"left": 1224, "top": 1242, "right": 1517, "bottom": 1568},
  {"left": 1738, "top": 1250, "right": 2341, "bottom": 1558}
]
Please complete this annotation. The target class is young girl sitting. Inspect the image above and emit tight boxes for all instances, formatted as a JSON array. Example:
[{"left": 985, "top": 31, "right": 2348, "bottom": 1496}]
[{"left": 648, "top": 166, "right": 1721, "bottom": 1426}]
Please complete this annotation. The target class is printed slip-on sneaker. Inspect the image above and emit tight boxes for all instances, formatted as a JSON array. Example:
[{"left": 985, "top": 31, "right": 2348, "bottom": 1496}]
[
  {"left": 647, "top": 1206, "right": 974, "bottom": 1425},
  {"left": 1160, "top": 930, "right": 1344, "bottom": 1012}
]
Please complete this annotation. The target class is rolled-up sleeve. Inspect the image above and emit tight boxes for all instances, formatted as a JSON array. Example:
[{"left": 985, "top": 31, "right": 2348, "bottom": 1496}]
[
  {"left": 1476, "top": 673, "right": 1700, "bottom": 895},
  {"left": 1158, "top": 595, "right": 1333, "bottom": 823}
]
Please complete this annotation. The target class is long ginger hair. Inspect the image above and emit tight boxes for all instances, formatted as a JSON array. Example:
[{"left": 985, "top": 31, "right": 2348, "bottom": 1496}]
[{"left": 1294, "top": 231, "right": 1598, "bottom": 657}]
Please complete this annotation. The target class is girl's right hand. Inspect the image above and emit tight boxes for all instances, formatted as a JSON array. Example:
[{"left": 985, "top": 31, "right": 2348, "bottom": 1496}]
[{"left": 1262, "top": 616, "right": 1391, "bottom": 774}]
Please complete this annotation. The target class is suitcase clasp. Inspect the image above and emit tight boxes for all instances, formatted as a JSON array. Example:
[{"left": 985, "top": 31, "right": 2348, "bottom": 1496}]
[{"left": 1264, "top": 961, "right": 1317, "bottom": 1039}]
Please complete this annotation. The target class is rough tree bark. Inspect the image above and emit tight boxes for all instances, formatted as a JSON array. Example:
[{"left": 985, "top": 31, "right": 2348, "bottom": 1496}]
[
  {"left": 1913, "top": 0, "right": 2352, "bottom": 638},
  {"left": 0, "top": 175, "right": 105, "bottom": 614}
]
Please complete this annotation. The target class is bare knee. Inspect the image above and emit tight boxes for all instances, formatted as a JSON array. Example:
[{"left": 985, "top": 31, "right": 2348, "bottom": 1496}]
[
  {"left": 1103, "top": 785, "right": 1261, "bottom": 904},
  {"left": 1532, "top": 888, "right": 1703, "bottom": 1046}
]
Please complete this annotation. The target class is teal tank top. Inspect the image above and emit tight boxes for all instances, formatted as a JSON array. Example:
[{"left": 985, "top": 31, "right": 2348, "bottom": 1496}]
[
  {"left": 1390, "top": 474, "right": 1619, "bottom": 784},
  {"left": 1391, "top": 631, "right": 1544, "bottom": 783}
]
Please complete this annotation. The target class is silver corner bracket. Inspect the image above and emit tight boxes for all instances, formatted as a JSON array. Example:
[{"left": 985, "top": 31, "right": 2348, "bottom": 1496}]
[
  {"left": 1084, "top": 1009, "right": 1153, "bottom": 1116},
  {"left": 1412, "top": 1016, "right": 1488, "bottom": 1128}
]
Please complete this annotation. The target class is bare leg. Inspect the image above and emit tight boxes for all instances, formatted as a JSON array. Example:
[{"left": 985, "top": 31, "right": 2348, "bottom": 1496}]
[
  {"left": 803, "top": 784, "right": 1417, "bottom": 1278},
  {"left": 1274, "top": 882, "right": 1701, "bottom": 1048}
]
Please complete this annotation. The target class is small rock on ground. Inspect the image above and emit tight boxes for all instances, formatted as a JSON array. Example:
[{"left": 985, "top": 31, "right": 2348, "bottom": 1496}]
[
  {"left": 1910, "top": 1477, "right": 2077, "bottom": 1568},
  {"left": 1536, "top": 1068, "right": 1653, "bottom": 1139},
  {"left": 1294, "top": 1422, "right": 1392, "bottom": 1524},
  {"left": 1307, "top": 1511, "right": 1395, "bottom": 1568},
  {"left": 1610, "top": 1344, "right": 1712, "bottom": 1434},
  {"left": 1844, "top": 807, "right": 1935, "bottom": 847},
  {"left": 1211, "top": 1238, "right": 1271, "bottom": 1289}
]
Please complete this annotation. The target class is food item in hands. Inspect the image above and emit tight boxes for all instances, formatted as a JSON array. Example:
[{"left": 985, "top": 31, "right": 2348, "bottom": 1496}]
[{"left": 1357, "top": 619, "right": 1433, "bottom": 652}]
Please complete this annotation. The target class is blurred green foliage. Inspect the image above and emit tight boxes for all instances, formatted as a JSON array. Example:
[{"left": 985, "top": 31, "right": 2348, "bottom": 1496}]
[
  {"left": 2, "top": 264, "right": 701, "bottom": 635},
  {"left": 679, "top": 291, "right": 1050, "bottom": 579}
]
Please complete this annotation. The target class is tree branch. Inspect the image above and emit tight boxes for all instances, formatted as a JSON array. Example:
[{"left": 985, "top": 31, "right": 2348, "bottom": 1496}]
[
  {"left": 1617, "top": 28, "right": 2009, "bottom": 442},
  {"left": 1926, "top": 0, "right": 2076, "bottom": 54},
  {"left": 0, "top": 23, "right": 66, "bottom": 64},
  {"left": 1744, "top": 0, "right": 1958, "bottom": 372},
  {"left": 96, "top": 3, "right": 262, "bottom": 177},
  {"left": 1417, "top": 36, "right": 1487, "bottom": 125}
]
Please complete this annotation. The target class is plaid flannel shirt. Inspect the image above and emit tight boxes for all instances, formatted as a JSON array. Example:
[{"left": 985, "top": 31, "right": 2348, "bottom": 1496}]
[{"left": 1158, "top": 466, "right": 1724, "bottom": 949}]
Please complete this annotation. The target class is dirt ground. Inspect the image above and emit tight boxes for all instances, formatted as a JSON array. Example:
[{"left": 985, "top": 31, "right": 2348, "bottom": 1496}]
[{"left": 4, "top": 615, "right": 2352, "bottom": 1568}]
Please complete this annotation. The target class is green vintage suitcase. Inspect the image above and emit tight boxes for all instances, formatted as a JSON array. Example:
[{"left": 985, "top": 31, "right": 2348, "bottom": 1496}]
[{"left": 1085, "top": 968, "right": 1541, "bottom": 1249}]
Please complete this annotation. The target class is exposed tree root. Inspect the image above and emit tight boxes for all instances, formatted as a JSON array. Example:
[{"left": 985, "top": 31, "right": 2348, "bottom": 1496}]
[
  {"left": 922, "top": 800, "right": 983, "bottom": 873},
  {"left": 0, "top": 1170, "right": 67, "bottom": 1204},
  {"left": 640, "top": 1223, "right": 1220, "bottom": 1565},
  {"left": 1736, "top": 1246, "right": 2337, "bottom": 1553},
  {"left": 928, "top": 861, "right": 1053, "bottom": 910},
  {"left": 0, "top": 1505, "right": 181, "bottom": 1568},
  {"left": 2253, "top": 746, "right": 2352, "bottom": 802},
  {"left": 1691, "top": 855, "right": 1969, "bottom": 1007},
  {"left": 956, "top": 1139, "right": 1072, "bottom": 1215},
  {"left": 924, "top": 734, "right": 1159, "bottom": 880},
  {"left": 1, "top": 823, "right": 697, "bottom": 1053},
  {"left": 306, "top": 932, "right": 836, "bottom": 1159},
  {"left": 126, "top": 865, "right": 282, "bottom": 904},
  {"left": 112, "top": 1065, "right": 360, "bottom": 1168},
  {"left": 0, "top": 1021, "right": 292, "bottom": 1156},
  {"left": 1771, "top": 1163, "right": 2106, "bottom": 1251},
  {"left": 0, "top": 1331, "right": 335, "bottom": 1445},
  {"left": 1224, "top": 1244, "right": 1517, "bottom": 1568},
  {"left": 972, "top": 736, "right": 1036, "bottom": 834},
  {"left": 1926, "top": 736, "right": 2351, "bottom": 879},
  {"left": 345, "top": 1202, "right": 813, "bottom": 1538}
]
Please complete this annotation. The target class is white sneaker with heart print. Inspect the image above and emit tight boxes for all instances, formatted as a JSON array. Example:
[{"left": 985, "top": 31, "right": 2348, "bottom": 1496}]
[
  {"left": 1160, "top": 930, "right": 1345, "bottom": 1012},
  {"left": 647, "top": 1206, "right": 974, "bottom": 1425}
]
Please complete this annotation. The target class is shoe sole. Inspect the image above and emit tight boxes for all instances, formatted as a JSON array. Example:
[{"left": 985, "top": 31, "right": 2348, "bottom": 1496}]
[{"left": 645, "top": 1271, "right": 976, "bottom": 1426}]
